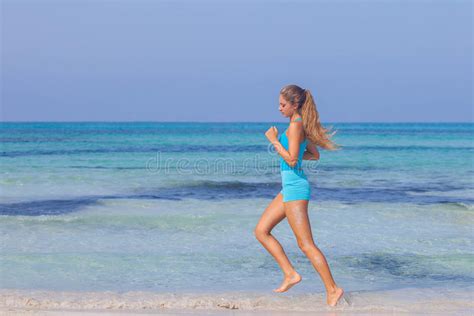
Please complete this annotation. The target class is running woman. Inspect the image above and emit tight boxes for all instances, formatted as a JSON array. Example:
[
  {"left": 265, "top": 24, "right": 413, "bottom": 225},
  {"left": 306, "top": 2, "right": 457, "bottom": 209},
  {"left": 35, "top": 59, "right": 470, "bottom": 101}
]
[{"left": 255, "top": 84, "right": 344, "bottom": 307}]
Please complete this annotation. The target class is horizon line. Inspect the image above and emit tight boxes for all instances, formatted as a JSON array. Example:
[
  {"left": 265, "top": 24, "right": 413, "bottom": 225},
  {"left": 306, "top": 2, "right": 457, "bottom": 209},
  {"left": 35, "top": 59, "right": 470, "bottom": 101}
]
[{"left": 0, "top": 120, "right": 472, "bottom": 124}]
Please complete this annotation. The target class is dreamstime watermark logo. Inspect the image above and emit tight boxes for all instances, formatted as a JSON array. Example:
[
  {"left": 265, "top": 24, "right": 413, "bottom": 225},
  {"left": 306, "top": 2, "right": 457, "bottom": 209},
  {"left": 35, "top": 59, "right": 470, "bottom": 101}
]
[{"left": 145, "top": 144, "right": 321, "bottom": 175}]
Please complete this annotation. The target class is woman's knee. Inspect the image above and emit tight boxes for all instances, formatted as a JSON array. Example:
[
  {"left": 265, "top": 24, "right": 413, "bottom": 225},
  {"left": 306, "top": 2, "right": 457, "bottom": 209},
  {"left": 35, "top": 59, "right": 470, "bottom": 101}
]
[
  {"left": 298, "top": 240, "right": 317, "bottom": 253},
  {"left": 254, "top": 226, "right": 270, "bottom": 241}
]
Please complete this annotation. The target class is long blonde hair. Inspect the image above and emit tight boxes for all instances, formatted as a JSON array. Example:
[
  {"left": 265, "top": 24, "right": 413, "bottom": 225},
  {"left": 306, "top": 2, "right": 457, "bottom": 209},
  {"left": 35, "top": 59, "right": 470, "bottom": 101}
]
[{"left": 280, "top": 84, "right": 341, "bottom": 151}]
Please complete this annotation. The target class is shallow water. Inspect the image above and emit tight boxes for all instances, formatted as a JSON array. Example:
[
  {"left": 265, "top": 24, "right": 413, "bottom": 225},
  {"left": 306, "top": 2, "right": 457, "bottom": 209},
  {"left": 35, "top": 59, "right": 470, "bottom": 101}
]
[{"left": 0, "top": 122, "right": 472, "bottom": 298}]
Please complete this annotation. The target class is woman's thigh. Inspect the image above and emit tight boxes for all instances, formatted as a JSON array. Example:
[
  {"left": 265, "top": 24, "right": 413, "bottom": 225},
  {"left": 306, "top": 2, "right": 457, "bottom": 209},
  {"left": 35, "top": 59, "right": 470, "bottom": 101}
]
[
  {"left": 283, "top": 200, "right": 314, "bottom": 245},
  {"left": 255, "top": 192, "right": 286, "bottom": 234}
]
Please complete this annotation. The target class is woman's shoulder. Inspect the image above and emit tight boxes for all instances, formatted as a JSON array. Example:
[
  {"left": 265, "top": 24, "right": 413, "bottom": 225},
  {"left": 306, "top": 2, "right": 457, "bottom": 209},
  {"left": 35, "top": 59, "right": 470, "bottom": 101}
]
[
  {"left": 288, "top": 117, "right": 304, "bottom": 130},
  {"left": 287, "top": 119, "right": 305, "bottom": 137}
]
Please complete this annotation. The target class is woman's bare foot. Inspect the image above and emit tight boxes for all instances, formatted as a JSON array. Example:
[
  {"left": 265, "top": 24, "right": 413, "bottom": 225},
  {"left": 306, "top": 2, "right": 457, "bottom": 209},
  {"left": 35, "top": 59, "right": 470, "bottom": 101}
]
[
  {"left": 327, "top": 287, "right": 344, "bottom": 306},
  {"left": 273, "top": 272, "right": 302, "bottom": 293}
]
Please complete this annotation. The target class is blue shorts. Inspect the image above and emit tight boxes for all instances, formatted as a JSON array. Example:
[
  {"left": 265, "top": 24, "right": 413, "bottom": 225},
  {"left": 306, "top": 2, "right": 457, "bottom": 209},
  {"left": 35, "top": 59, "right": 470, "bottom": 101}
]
[{"left": 280, "top": 170, "right": 311, "bottom": 202}]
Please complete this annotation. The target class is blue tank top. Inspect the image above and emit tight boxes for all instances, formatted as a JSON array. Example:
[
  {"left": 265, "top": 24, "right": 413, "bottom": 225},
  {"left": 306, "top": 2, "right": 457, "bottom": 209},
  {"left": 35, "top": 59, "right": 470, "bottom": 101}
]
[{"left": 279, "top": 117, "right": 307, "bottom": 171}]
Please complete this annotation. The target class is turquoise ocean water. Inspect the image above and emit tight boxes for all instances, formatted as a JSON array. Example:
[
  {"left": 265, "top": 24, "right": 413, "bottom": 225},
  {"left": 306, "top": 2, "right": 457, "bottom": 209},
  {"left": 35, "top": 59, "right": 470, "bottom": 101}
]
[{"left": 0, "top": 122, "right": 473, "bottom": 309}]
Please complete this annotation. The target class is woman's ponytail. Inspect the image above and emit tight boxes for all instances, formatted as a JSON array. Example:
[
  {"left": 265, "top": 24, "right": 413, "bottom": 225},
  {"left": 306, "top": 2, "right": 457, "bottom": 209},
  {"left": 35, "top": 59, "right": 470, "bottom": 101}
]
[
  {"left": 300, "top": 89, "right": 341, "bottom": 151},
  {"left": 280, "top": 84, "right": 341, "bottom": 151}
]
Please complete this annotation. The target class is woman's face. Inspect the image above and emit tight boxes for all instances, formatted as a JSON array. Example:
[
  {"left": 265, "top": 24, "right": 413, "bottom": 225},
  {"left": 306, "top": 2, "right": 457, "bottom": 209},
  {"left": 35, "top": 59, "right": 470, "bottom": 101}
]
[{"left": 279, "top": 94, "right": 297, "bottom": 118}]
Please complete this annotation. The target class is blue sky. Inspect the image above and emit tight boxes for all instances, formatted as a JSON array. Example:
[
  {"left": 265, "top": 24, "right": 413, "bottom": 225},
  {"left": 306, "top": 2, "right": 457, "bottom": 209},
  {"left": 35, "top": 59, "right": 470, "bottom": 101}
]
[{"left": 1, "top": 0, "right": 472, "bottom": 122}]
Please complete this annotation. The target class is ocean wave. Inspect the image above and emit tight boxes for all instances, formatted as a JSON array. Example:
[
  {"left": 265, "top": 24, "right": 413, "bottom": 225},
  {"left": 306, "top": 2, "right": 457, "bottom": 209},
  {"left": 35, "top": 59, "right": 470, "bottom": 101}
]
[
  {"left": 0, "top": 181, "right": 281, "bottom": 216},
  {"left": 2, "top": 179, "right": 474, "bottom": 216},
  {"left": 2, "top": 144, "right": 473, "bottom": 158},
  {"left": 0, "top": 212, "right": 225, "bottom": 232},
  {"left": 0, "top": 145, "right": 267, "bottom": 158},
  {"left": 341, "top": 145, "right": 474, "bottom": 152},
  {"left": 439, "top": 202, "right": 474, "bottom": 211}
]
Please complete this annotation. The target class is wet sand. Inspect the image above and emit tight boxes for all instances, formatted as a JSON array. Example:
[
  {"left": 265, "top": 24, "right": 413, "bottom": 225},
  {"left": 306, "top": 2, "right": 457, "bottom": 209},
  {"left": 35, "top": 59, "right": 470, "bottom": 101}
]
[{"left": 1, "top": 287, "right": 473, "bottom": 315}]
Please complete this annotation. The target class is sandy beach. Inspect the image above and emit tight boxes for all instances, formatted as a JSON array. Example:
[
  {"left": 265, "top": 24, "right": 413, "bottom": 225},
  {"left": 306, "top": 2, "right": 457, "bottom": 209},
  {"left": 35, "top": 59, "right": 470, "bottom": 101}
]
[{"left": 1, "top": 287, "right": 473, "bottom": 315}]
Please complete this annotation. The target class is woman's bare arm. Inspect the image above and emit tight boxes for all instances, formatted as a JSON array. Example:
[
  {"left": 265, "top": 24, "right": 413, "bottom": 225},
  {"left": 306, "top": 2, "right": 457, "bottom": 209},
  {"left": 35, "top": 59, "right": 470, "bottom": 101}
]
[{"left": 271, "top": 121, "right": 305, "bottom": 167}]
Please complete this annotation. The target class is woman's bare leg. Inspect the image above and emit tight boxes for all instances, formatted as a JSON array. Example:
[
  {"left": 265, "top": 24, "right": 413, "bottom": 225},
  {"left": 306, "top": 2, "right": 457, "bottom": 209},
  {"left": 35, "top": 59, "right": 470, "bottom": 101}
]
[
  {"left": 284, "top": 200, "right": 344, "bottom": 306},
  {"left": 254, "top": 192, "right": 302, "bottom": 292}
]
